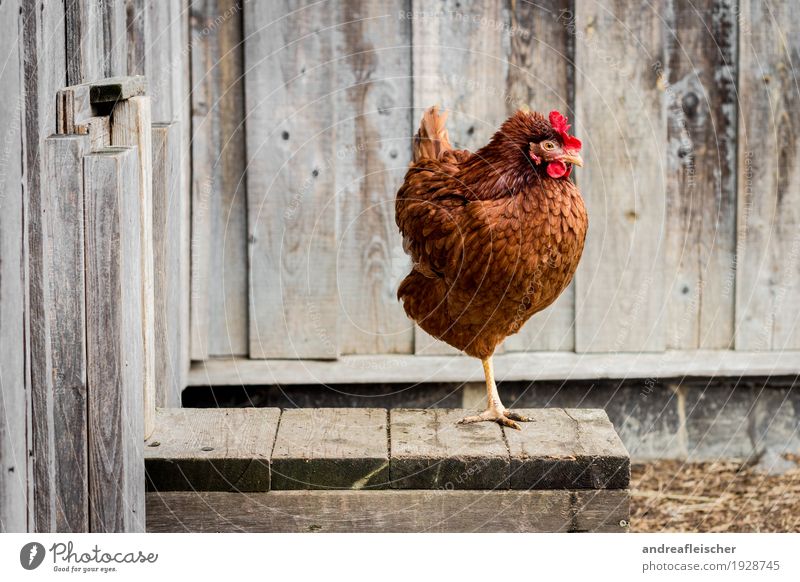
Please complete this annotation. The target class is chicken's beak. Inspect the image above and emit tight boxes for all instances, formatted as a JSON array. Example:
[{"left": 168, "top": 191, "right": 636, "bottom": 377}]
[{"left": 562, "top": 152, "right": 583, "bottom": 167}]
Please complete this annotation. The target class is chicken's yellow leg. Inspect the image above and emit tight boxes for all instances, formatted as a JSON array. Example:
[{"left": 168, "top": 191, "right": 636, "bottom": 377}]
[{"left": 457, "top": 356, "right": 531, "bottom": 430}]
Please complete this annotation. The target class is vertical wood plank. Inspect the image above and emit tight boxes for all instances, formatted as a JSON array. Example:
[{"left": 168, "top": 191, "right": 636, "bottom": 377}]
[
  {"left": 147, "top": 0, "right": 172, "bottom": 120},
  {"left": 84, "top": 147, "right": 145, "bottom": 533},
  {"left": 110, "top": 96, "right": 155, "bottom": 437},
  {"left": 664, "top": 0, "right": 737, "bottom": 350},
  {"left": 244, "top": 0, "right": 338, "bottom": 359},
  {"left": 573, "top": 1, "right": 666, "bottom": 352},
  {"left": 22, "top": 0, "right": 68, "bottom": 532},
  {"left": 152, "top": 123, "right": 184, "bottom": 407},
  {"left": 411, "top": 0, "right": 508, "bottom": 355},
  {"left": 0, "top": 0, "right": 26, "bottom": 533},
  {"left": 126, "top": 0, "right": 148, "bottom": 76},
  {"left": 190, "top": 0, "right": 249, "bottom": 358},
  {"left": 736, "top": 0, "right": 800, "bottom": 350},
  {"left": 180, "top": 0, "right": 192, "bottom": 382},
  {"left": 65, "top": 0, "right": 103, "bottom": 85},
  {"left": 502, "top": 0, "right": 576, "bottom": 352},
  {"left": 335, "top": 1, "right": 414, "bottom": 355},
  {"left": 99, "top": 0, "right": 128, "bottom": 78},
  {"left": 43, "top": 135, "right": 92, "bottom": 532}
]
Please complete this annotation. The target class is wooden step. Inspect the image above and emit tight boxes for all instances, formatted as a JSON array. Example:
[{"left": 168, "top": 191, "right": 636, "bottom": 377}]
[
  {"left": 144, "top": 407, "right": 630, "bottom": 532},
  {"left": 144, "top": 407, "right": 629, "bottom": 491}
]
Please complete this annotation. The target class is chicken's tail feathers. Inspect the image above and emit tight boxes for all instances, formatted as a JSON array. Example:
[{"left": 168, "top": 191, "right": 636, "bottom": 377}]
[{"left": 413, "top": 105, "right": 452, "bottom": 162}]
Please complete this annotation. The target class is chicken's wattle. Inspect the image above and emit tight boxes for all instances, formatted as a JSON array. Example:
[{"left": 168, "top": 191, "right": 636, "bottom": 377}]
[{"left": 547, "top": 160, "right": 568, "bottom": 178}]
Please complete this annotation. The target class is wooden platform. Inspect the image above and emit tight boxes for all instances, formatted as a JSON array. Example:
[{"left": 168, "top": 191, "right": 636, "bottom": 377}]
[{"left": 145, "top": 408, "right": 630, "bottom": 532}]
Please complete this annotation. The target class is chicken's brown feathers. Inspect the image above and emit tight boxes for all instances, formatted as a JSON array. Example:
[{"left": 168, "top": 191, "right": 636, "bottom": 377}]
[
  {"left": 413, "top": 106, "right": 453, "bottom": 162},
  {"left": 396, "top": 107, "right": 588, "bottom": 359}
]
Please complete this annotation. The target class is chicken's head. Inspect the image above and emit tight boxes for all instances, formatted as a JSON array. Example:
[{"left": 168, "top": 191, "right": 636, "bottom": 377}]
[{"left": 526, "top": 110, "right": 583, "bottom": 179}]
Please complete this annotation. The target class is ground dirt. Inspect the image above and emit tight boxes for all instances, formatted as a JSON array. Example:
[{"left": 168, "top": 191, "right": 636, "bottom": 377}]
[{"left": 630, "top": 456, "right": 800, "bottom": 532}]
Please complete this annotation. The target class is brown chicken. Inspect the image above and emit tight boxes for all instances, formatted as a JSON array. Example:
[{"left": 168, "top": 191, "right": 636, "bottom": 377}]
[{"left": 395, "top": 107, "right": 588, "bottom": 428}]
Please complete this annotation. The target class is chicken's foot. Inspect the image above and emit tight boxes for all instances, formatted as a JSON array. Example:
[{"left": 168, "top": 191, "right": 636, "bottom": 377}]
[{"left": 457, "top": 356, "right": 532, "bottom": 430}]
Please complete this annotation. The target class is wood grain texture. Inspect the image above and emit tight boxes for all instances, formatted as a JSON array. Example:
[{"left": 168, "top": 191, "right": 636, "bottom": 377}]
[
  {"left": 335, "top": 1, "right": 414, "bottom": 355},
  {"left": 145, "top": 489, "right": 628, "bottom": 532},
  {"left": 504, "top": 408, "right": 630, "bottom": 489},
  {"left": 110, "top": 96, "right": 156, "bottom": 438},
  {"left": 389, "top": 409, "right": 509, "bottom": 489},
  {"left": 665, "top": 0, "right": 737, "bottom": 350},
  {"left": 0, "top": 0, "right": 26, "bottom": 533},
  {"left": 41, "top": 135, "right": 92, "bottom": 532},
  {"left": 83, "top": 147, "right": 145, "bottom": 533},
  {"left": 187, "top": 349, "right": 800, "bottom": 386},
  {"left": 145, "top": 408, "right": 280, "bottom": 491},
  {"left": 573, "top": 1, "right": 666, "bottom": 352},
  {"left": 126, "top": 0, "right": 148, "bottom": 76},
  {"left": 65, "top": 0, "right": 103, "bottom": 84},
  {"left": 410, "top": 0, "right": 508, "bottom": 355},
  {"left": 98, "top": 0, "right": 127, "bottom": 78},
  {"left": 244, "top": 0, "right": 339, "bottom": 359},
  {"left": 271, "top": 408, "right": 389, "bottom": 489},
  {"left": 190, "top": 0, "right": 249, "bottom": 358},
  {"left": 503, "top": 0, "right": 577, "bottom": 352},
  {"left": 736, "top": 0, "right": 800, "bottom": 350},
  {"left": 152, "top": 123, "right": 184, "bottom": 407},
  {"left": 23, "top": 0, "right": 67, "bottom": 533}
]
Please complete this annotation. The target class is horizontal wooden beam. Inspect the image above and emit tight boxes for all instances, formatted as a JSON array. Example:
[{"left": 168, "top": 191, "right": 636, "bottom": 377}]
[
  {"left": 144, "top": 408, "right": 628, "bottom": 492},
  {"left": 146, "top": 489, "right": 629, "bottom": 533},
  {"left": 188, "top": 350, "right": 800, "bottom": 386}
]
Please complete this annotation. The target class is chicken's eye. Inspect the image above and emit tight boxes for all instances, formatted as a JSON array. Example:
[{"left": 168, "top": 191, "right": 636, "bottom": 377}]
[{"left": 542, "top": 141, "right": 556, "bottom": 151}]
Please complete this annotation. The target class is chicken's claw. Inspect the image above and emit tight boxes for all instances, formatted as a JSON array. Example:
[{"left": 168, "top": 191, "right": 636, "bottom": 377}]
[{"left": 457, "top": 409, "right": 531, "bottom": 430}]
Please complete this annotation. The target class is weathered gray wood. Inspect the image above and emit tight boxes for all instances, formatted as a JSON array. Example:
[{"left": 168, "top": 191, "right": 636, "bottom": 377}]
[
  {"left": 271, "top": 409, "right": 389, "bottom": 489},
  {"left": 736, "top": 1, "right": 800, "bottom": 350},
  {"left": 187, "top": 349, "right": 800, "bottom": 386},
  {"left": 146, "top": 1, "right": 173, "bottom": 121},
  {"left": 664, "top": 0, "right": 737, "bottom": 350},
  {"left": 152, "top": 123, "right": 184, "bottom": 407},
  {"left": 390, "top": 409, "right": 509, "bottom": 489},
  {"left": 0, "top": 0, "right": 26, "bottom": 533},
  {"left": 179, "top": 0, "right": 192, "bottom": 379},
  {"left": 190, "top": 0, "right": 249, "bottom": 358},
  {"left": 145, "top": 489, "right": 628, "bottom": 533},
  {"left": 98, "top": 0, "right": 127, "bottom": 78},
  {"left": 85, "top": 116, "right": 111, "bottom": 149},
  {"left": 126, "top": 0, "right": 148, "bottom": 75},
  {"left": 145, "top": 408, "right": 280, "bottom": 491},
  {"left": 110, "top": 96, "right": 155, "bottom": 438},
  {"left": 504, "top": 409, "right": 630, "bottom": 489},
  {"left": 91, "top": 76, "right": 147, "bottom": 103},
  {"left": 244, "top": 0, "right": 339, "bottom": 358},
  {"left": 334, "top": 1, "right": 414, "bottom": 355},
  {"left": 503, "top": 0, "right": 576, "bottom": 352},
  {"left": 23, "top": 0, "right": 68, "bottom": 533},
  {"left": 57, "top": 77, "right": 146, "bottom": 136},
  {"left": 573, "top": 1, "right": 666, "bottom": 352},
  {"left": 40, "top": 135, "right": 92, "bottom": 532},
  {"left": 573, "top": 490, "right": 630, "bottom": 533},
  {"left": 65, "top": 0, "right": 103, "bottom": 85},
  {"left": 83, "top": 147, "right": 145, "bottom": 533},
  {"left": 411, "top": 0, "right": 510, "bottom": 355}
]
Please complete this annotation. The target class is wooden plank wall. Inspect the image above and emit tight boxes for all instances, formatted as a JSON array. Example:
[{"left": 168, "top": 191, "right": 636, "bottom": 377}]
[
  {"left": 84, "top": 147, "right": 146, "bottom": 532},
  {"left": 244, "top": 1, "right": 339, "bottom": 359},
  {"left": 335, "top": 1, "right": 414, "bottom": 355},
  {"left": 0, "top": 0, "right": 26, "bottom": 533},
  {"left": 190, "top": 0, "right": 249, "bottom": 359},
  {"left": 664, "top": 0, "right": 737, "bottom": 350},
  {"left": 736, "top": 0, "right": 800, "bottom": 350},
  {"left": 23, "top": 0, "right": 69, "bottom": 533},
  {"left": 183, "top": 0, "right": 800, "bottom": 363}
]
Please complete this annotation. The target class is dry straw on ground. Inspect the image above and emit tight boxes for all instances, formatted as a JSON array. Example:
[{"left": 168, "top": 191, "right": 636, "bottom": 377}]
[{"left": 631, "top": 456, "right": 800, "bottom": 532}]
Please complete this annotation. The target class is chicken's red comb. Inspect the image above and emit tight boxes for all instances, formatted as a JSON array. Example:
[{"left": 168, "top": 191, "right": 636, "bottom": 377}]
[{"left": 549, "top": 110, "right": 582, "bottom": 151}]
